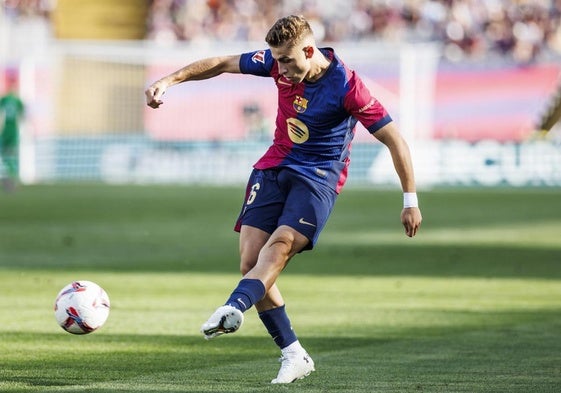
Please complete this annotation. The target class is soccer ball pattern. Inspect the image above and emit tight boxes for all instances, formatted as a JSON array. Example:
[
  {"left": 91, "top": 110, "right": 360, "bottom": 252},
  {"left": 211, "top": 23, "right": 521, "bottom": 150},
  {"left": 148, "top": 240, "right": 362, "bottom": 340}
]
[{"left": 54, "top": 281, "right": 110, "bottom": 334}]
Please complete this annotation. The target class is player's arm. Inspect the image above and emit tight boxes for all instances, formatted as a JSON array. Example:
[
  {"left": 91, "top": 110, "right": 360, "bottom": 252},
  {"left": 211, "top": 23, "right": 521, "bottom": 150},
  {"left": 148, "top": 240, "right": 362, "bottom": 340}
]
[
  {"left": 373, "top": 121, "right": 422, "bottom": 237},
  {"left": 145, "top": 55, "right": 241, "bottom": 109}
]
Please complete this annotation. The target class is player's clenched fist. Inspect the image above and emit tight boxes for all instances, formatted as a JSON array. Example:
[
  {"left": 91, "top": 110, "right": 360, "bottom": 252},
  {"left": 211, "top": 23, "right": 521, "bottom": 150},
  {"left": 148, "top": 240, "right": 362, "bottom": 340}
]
[
  {"left": 145, "top": 81, "right": 167, "bottom": 108},
  {"left": 401, "top": 207, "right": 422, "bottom": 238}
]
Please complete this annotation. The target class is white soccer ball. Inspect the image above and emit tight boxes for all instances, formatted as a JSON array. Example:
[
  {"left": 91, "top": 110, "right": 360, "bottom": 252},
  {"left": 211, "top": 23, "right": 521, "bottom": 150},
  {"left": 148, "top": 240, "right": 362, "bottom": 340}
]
[{"left": 54, "top": 280, "right": 110, "bottom": 334}]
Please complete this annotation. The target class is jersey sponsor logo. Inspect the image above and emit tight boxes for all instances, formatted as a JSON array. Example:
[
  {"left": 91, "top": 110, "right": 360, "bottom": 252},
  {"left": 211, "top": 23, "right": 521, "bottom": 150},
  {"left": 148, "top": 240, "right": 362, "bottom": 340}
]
[
  {"left": 286, "top": 118, "right": 309, "bottom": 143},
  {"left": 293, "top": 95, "right": 308, "bottom": 113},
  {"left": 358, "top": 98, "right": 375, "bottom": 113},
  {"left": 251, "top": 50, "right": 266, "bottom": 64}
]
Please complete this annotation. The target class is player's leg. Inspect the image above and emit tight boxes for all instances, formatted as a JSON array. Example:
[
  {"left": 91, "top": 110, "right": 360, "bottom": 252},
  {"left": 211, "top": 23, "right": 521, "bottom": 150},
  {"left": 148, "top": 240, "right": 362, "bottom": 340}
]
[
  {"left": 247, "top": 225, "right": 316, "bottom": 383},
  {"left": 255, "top": 285, "right": 315, "bottom": 383},
  {"left": 246, "top": 170, "right": 336, "bottom": 383},
  {"left": 1, "top": 146, "right": 18, "bottom": 192},
  {"left": 238, "top": 224, "right": 315, "bottom": 383},
  {"left": 238, "top": 225, "right": 304, "bottom": 361},
  {"left": 200, "top": 224, "right": 308, "bottom": 339},
  {"left": 243, "top": 224, "right": 308, "bottom": 288},
  {"left": 260, "top": 171, "right": 337, "bottom": 383},
  {"left": 201, "top": 169, "right": 282, "bottom": 339},
  {"left": 200, "top": 169, "right": 332, "bottom": 382}
]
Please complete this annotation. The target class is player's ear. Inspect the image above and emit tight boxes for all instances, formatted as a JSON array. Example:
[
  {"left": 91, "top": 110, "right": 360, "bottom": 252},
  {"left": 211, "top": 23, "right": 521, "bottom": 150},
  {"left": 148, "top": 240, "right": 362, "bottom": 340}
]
[{"left": 303, "top": 46, "right": 314, "bottom": 59}]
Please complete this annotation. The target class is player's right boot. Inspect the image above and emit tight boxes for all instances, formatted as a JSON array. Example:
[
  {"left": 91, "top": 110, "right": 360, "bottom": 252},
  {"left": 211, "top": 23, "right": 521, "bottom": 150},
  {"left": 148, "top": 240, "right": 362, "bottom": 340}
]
[{"left": 200, "top": 305, "right": 244, "bottom": 340}]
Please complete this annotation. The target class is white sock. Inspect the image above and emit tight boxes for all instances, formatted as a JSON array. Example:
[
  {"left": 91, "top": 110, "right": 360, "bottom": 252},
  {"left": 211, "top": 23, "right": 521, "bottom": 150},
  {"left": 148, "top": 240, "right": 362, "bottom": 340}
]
[{"left": 282, "top": 340, "right": 304, "bottom": 354}]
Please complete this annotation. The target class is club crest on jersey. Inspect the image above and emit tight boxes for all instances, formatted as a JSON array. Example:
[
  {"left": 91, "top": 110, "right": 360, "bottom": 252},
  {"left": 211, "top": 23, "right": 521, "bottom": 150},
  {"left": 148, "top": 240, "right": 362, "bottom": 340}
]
[
  {"left": 251, "top": 50, "right": 266, "bottom": 64},
  {"left": 293, "top": 95, "right": 308, "bottom": 113}
]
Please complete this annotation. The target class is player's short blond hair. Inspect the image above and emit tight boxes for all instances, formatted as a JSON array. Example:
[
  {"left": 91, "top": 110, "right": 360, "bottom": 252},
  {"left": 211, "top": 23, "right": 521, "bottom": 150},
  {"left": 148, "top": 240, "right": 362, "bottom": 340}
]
[{"left": 265, "top": 15, "right": 313, "bottom": 48}]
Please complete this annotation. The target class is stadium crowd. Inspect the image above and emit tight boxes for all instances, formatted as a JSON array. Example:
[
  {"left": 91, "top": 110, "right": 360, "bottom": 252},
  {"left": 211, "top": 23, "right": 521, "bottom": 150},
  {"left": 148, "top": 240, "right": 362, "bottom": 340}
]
[
  {"left": 146, "top": 0, "right": 561, "bottom": 63},
  {"left": 3, "top": 0, "right": 561, "bottom": 63}
]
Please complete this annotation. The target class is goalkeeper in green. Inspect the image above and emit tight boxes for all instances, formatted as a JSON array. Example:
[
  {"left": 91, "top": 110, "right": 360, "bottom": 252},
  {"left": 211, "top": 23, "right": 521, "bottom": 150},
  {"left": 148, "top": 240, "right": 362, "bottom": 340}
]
[{"left": 0, "top": 74, "right": 25, "bottom": 191}]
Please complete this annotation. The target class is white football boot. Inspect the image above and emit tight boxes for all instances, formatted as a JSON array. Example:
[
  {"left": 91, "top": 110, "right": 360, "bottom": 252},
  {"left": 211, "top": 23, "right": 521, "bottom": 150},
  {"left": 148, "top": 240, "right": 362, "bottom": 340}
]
[
  {"left": 271, "top": 347, "right": 315, "bottom": 384},
  {"left": 201, "top": 305, "right": 244, "bottom": 340}
]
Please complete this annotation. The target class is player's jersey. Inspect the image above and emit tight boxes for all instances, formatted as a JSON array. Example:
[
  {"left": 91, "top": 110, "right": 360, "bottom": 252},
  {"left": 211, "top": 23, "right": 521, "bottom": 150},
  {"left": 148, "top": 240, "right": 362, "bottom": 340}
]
[{"left": 239, "top": 48, "right": 392, "bottom": 193}]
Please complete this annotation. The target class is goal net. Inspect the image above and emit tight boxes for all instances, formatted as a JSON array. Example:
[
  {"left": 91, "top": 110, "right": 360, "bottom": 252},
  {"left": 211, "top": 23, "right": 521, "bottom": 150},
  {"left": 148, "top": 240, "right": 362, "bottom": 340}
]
[{"left": 13, "top": 40, "right": 433, "bottom": 187}]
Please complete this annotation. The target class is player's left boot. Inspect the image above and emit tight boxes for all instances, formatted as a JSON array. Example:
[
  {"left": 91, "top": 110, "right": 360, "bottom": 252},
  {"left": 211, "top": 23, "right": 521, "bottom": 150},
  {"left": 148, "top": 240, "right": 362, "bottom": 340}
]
[
  {"left": 200, "top": 305, "right": 244, "bottom": 340},
  {"left": 271, "top": 348, "right": 315, "bottom": 384}
]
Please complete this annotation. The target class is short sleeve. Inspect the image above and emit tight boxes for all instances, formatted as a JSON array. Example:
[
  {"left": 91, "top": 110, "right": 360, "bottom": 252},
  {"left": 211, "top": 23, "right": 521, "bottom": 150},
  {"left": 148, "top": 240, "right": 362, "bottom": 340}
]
[
  {"left": 239, "top": 49, "right": 275, "bottom": 77},
  {"left": 344, "top": 72, "right": 392, "bottom": 133}
]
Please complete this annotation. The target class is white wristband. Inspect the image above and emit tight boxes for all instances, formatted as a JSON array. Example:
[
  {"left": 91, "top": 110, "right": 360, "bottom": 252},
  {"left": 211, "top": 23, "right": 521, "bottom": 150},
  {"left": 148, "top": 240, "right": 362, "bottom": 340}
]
[{"left": 403, "top": 192, "right": 418, "bottom": 208}]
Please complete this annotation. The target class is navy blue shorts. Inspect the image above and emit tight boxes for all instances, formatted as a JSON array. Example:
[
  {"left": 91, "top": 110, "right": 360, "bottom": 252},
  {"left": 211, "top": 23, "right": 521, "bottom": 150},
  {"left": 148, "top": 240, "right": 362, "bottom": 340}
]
[{"left": 234, "top": 168, "right": 338, "bottom": 251}]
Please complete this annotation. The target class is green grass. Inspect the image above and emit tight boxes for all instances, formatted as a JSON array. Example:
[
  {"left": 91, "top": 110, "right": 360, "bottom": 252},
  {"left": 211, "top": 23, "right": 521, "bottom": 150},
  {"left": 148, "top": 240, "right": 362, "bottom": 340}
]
[{"left": 1, "top": 184, "right": 560, "bottom": 392}]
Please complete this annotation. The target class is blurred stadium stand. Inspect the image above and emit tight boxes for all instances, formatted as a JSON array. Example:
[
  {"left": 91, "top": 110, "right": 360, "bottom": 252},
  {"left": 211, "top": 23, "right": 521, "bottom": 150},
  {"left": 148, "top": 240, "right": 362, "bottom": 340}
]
[
  {"left": 3, "top": 0, "right": 561, "bottom": 63},
  {"left": 142, "top": 0, "right": 561, "bottom": 64},
  {"left": 1, "top": 0, "right": 560, "bottom": 187}
]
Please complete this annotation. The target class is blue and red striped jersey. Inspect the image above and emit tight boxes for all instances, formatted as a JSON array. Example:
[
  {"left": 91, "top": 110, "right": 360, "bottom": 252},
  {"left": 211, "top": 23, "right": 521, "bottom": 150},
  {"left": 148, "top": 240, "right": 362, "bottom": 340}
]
[{"left": 239, "top": 48, "right": 392, "bottom": 193}]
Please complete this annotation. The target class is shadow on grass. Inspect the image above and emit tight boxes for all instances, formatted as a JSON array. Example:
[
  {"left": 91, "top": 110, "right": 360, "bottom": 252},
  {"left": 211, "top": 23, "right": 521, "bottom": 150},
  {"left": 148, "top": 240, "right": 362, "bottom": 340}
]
[
  {"left": 1, "top": 242, "right": 560, "bottom": 281},
  {"left": 289, "top": 243, "right": 561, "bottom": 279},
  {"left": 1, "top": 186, "right": 561, "bottom": 282},
  {"left": 2, "top": 308, "right": 561, "bottom": 393}
]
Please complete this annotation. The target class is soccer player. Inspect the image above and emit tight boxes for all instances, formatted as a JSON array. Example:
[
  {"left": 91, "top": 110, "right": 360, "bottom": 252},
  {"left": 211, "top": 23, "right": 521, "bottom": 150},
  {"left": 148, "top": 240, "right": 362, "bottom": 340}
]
[
  {"left": 0, "top": 72, "right": 25, "bottom": 192},
  {"left": 145, "top": 15, "right": 422, "bottom": 384}
]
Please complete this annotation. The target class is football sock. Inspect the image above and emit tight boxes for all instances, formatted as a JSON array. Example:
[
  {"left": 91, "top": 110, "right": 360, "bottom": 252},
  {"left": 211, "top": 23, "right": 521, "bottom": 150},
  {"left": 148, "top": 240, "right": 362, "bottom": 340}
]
[
  {"left": 281, "top": 340, "right": 305, "bottom": 354},
  {"left": 225, "top": 278, "right": 266, "bottom": 312},
  {"left": 258, "top": 305, "right": 298, "bottom": 349}
]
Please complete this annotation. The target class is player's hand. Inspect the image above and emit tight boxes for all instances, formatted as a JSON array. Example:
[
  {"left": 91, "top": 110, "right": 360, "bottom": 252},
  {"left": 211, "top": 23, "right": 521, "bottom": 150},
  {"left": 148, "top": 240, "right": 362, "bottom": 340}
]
[
  {"left": 145, "top": 81, "right": 167, "bottom": 109},
  {"left": 401, "top": 207, "right": 422, "bottom": 237}
]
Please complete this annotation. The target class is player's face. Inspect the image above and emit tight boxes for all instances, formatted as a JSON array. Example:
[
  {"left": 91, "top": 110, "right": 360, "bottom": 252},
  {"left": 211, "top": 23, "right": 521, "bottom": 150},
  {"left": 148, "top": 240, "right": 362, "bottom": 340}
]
[{"left": 270, "top": 42, "right": 311, "bottom": 84}]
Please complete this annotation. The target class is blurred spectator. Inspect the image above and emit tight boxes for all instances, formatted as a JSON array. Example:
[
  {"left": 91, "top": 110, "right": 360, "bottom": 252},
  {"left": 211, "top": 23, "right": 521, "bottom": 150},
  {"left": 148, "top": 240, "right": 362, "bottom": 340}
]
[
  {"left": 242, "top": 102, "right": 270, "bottom": 141},
  {"left": 146, "top": 0, "right": 183, "bottom": 42},
  {"left": 2, "top": 0, "right": 52, "bottom": 19},
  {"left": 144, "top": 0, "right": 561, "bottom": 63},
  {"left": 2, "top": 0, "right": 560, "bottom": 63}
]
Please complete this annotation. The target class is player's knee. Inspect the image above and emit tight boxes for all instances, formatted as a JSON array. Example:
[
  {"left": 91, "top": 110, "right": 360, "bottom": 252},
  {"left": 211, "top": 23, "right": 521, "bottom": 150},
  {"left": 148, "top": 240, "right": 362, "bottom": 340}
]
[
  {"left": 266, "top": 226, "right": 308, "bottom": 258},
  {"left": 266, "top": 233, "right": 295, "bottom": 259},
  {"left": 239, "top": 247, "right": 258, "bottom": 274}
]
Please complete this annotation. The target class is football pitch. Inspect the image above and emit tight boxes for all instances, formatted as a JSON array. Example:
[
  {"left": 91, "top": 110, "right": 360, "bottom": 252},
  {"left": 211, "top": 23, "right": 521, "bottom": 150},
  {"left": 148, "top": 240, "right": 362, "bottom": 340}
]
[{"left": 0, "top": 184, "right": 560, "bottom": 392}]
